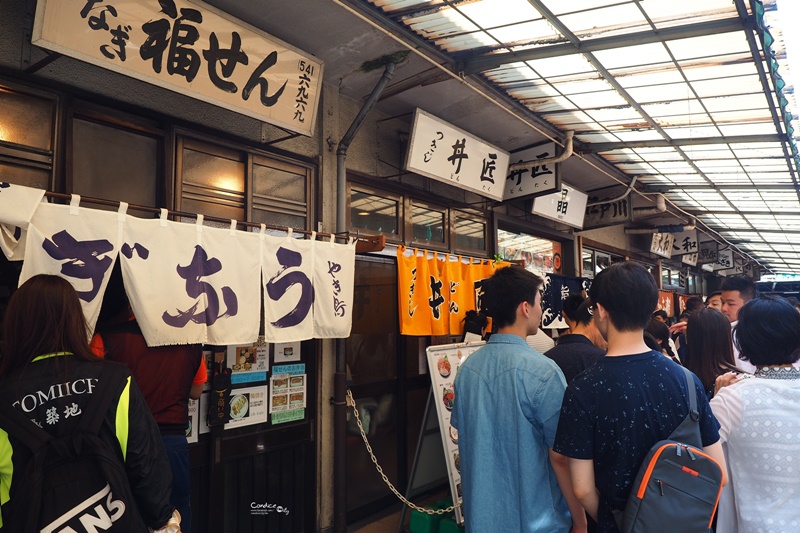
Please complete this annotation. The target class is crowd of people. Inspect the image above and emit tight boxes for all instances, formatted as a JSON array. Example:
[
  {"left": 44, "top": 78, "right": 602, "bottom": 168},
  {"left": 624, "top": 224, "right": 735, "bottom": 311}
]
[{"left": 453, "top": 263, "right": 800, "bottom": 533}]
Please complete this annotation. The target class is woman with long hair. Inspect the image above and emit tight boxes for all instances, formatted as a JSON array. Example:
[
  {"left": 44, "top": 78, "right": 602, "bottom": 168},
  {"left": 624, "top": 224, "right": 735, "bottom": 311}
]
[
  {"left": 711, "top": 296, "right": 800, "bottom": 532},
  {"left": 684, "top": 307, "right": 740, "bottom": 399},
  {"left": 645, "top": 318, "right": 680, "bottom": 364},
  {"left": 0, "top": 274, "right": 179, "bottom": 532}
]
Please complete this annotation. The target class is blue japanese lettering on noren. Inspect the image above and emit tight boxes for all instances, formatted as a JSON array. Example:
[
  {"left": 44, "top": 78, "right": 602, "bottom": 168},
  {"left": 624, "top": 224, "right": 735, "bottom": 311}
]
[
  {"left": 162, "top": 245, "right": 238, "bottom": 327},
  {"left": 266, "top": 246, "right": 314, "bottom": 328},
  {"left": 121, "top": 242, "right": 150, "bottom": 259},
  {"left": 42, "top": 230, "right": 114, "bottom": 302}
]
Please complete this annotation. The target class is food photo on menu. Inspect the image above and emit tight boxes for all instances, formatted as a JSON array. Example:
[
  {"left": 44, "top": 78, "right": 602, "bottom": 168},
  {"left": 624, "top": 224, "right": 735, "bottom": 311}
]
[
  {"left": 230, "top": 393, "right": 250, "bottom": 420},
  {"left": 272, "top": 394, "right": 288, "bottom": 410}
]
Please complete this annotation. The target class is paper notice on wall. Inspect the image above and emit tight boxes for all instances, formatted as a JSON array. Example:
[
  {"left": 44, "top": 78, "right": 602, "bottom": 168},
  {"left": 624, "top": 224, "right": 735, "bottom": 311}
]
[
  {"left": 227, "top": 385, "right": 269, "bottom": 430},
  {"left": 187, "top": 398, "right": 199, "bottom": 444},
  {"left": 274, "top": 341, "right": 301, "bottom": 362},
  {"left": 227, "top": 343, "right": 269, "bottom": 384}
]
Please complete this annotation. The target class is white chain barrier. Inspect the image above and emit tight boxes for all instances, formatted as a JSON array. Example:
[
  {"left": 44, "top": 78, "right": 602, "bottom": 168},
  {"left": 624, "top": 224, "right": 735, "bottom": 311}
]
[{"left": 346, "top": 389, "right": 459, "bottom": 515}]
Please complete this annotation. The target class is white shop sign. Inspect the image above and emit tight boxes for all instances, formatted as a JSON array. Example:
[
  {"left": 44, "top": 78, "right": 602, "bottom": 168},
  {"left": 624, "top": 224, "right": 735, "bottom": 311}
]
[{"left": 531, "top": 184, "right": 588, "bottom": 229}]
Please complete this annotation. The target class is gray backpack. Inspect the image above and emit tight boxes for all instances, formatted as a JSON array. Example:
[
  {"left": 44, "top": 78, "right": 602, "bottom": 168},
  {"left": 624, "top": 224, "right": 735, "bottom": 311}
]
[{"left": 618, "top": 366, "right": 724, "bottom": 533}]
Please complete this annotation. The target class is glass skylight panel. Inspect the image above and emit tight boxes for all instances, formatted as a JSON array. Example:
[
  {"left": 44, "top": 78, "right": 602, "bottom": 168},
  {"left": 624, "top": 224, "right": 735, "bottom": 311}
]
[
  {"left": 541, "top": 110, "right": 595, "bottom": 125},
  {"left": 747, "top": 173, "right": 795, "bottom": 183},
  {"left": 568, "top": 90, "right": 630, "bottom": 109},
  {"left": 681, "top": 61, "right": 761, "bottom": 82},
  {"left": 617, "top": 163, "right": 658, "bottom": 173},
  {"left": 592, "top": 44, "right": 673, "bottom": 70},
  {"left": 709, "top": 110, "right": 772, "bottom": 125},
  {"left": 612, "top": 130, "right": 666, "bottom": 142},
  {"left": 457, "top": 0, "right": 543, "bottom": 28},
  {"left": 662, "top": 125, "right": 722, "bottom": 138},
  {"left": 550, "top": 78, "right": 615, "bottom": 96},
  {"left": 691, "top": 76, "right": 764, "bottom": 99},
  {"left": 640, "top": 0, "right": 737, "bottom": 26},
  {"left": 487, "top": 19, "right": 559, "bottom": 45},
  {"left": 435, "top": 32, "right": 498, "bottom": 52},
  {"left": 718, "top": 123, "right": 779, "bottom": 136},
  {"left": 525, "top": 54, "right": 595, "bottom": 78},
  {"left": 666, "top": 33, "right": 750, "bottom": 61},
  {"left": 583, "top": 107, "right": 642, "bottom": 122},
  {"left": 557, "top": 3, "right": 648, "bottom": 36},
  {"left": 626, "top": 83, "right": 696, "bottom": 104},
  {"left": 544, "top": 0, "right": 633, "bottom": 16},
  {"left": 681, "top": 149, "right": 736, "bottom": 160},
  {"left": 649, "top": 161, "right": 696, "bottom": 172},
  {"left": 628, "top": 150, "right": 684, "bottom": 162},
  {"left": 576, "top": 132, "right": 621, "bottom": 143},
  {"left": 702, "top": 94, "right": 767, "bottom": 113},
  {"left": 641, "top": 99, "right": 706, "bottom": 117},
  {"left": 732, "top": 146, "right": 787, "bottom": 159},
  {"left": 613, "top": 69, "right": 686, "bottom": 90},
  {"left": 524, "top": 95, "right": 577, "bottom": 113},
  {"left": 508, "top": 84, "right": 563, "bottom": 100}
]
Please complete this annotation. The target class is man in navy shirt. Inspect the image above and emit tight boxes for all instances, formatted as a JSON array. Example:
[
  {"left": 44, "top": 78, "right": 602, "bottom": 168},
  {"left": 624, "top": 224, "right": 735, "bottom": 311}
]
[
  {"left": 553, "top": 262, "right": 727, "bottom": 532},
  {"left": 545, "top": 294, "right": 604, "bottom": 384}
]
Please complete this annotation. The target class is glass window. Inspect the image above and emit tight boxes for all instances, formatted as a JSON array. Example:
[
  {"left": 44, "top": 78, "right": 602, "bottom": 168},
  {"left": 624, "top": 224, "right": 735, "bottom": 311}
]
[
  {"left": 0, "top": 87, "right": 54, "bottom": 150},
  {"left": 595, "top": 251, "right": 611, "bottom": 275},
  {"left": 582, "top": 249, "right": 593, "bottom": 278},
  {"left": 252, "top": 157, "right": 309, "bottom": 231},
  {"left": 498, "top": 229, "right": 562, "bottom": 276},
  {"left": 0, "top": 162, "right": 50, "bottom": 189},
  {"left": 180, "top": 142, "right": 245, "bottom": 220},
  {"left": 411, "top": 202, "right": 446, "bottom": 244},
  {"left": 453, "top": 213, "right": 486, "bottom": 252},
  {"left": 72, "top": 119, "right": 159, "bottom": 207},
  {"left": 350, "top": 189, "right": 399, "bottom": 236},
  {"left": 662, "top": 268, "right": 671, "bottom": 288}
]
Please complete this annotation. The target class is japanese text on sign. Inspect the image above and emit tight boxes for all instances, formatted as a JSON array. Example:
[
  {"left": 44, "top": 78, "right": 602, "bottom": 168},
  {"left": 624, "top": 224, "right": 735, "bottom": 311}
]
[{"left": 33, "top": 0, "right": 323, "bottom": 135}]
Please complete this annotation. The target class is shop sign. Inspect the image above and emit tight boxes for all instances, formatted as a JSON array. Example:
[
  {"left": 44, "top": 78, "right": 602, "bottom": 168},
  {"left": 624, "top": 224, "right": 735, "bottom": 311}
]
[
  {"left": 682, "top": 252, "right": 698, "bottom": 266},
  {"left": 657, "top": 291, "right": 675, "bottom": 318},
  {"left": 698, "top": 241, "right": 719, "bottom": 264},
  {"left": 714, "top": 249, "right": 734, "bottom": 271},
  {"left": 531, "top": 184, "right": 588, "bottom": 228},
  {"left": 582, "top": 185, "right": 632, "bottom": 230},
  {"left": 32, "top": 0, "right": 323, "bottom": 136},
  {"left": 503, "top": 142, "right": 561, "bottom": 201},
  {"left": 670, "top": 229, "right": 698, "bottom": 256},
  {"left": 405, "top": 109, "right": 510, "bottom": 201},
  {"left": 650, "top": 232, "right": 675, "bottom": 259}
]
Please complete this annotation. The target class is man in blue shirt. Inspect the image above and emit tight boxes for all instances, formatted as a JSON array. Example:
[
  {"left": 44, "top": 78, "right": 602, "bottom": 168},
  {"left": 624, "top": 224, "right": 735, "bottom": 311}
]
[
  {"left": 451, "top": 266, "right": 586, "bottom": 533},
  {"left": 553, "top": 262, "right": 727, "bottom": 532}
]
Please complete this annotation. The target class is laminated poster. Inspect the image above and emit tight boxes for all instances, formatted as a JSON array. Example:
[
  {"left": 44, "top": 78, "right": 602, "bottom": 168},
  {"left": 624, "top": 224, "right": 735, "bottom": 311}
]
[
  {"left": 270, "top": 364, "right": 306, "bottom": 424},
  {"left": 227, "top": 385, "right": 269, "bottom": 430},
  {"left": 426, "top": 341, "right": 485, "bottom": 525},
  {"left": 274, "top": 341, "right": 302, "bottom": 362},
  {"left": 187, "top": 397, "right": 199, "bottom": 444},
  {"left": 227, "top": 343, "right": 269, "bottom": 384}
]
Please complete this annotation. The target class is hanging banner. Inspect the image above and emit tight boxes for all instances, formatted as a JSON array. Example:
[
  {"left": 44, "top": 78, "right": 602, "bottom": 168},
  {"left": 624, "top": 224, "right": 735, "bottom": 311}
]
[
  {"left": 0, "top": 182, "right": 46, "bottom": 261},
  {"left": 657, "top": 291, "right": 675, "bottom": 318},
  {"left": 541, "top": 273, "right": 591, "bottom": 329},
  {"left": 670, "top": 229, "right": 699, "bottom": 257},
  {"left": 32, "top": 0, "right": 323, "bottom": 136},
  {"left": 397, "top": 247, "right": 509, "bottom": 336},
  {"left": 119, "top": 212, "right": 260, "bottom": 346},
  {"left": 405, "top": 109, "right": 510, "bottom": 201},
  {"left": 503, "top": 142, "right": 561, "bottom": 201},
  {"left": 531, "top": 184, "right": 589, "bottom": 229},
  {"left": 583, "top": 185, "right": 632, "bottom": 230},
  {"left": 312, "top": 237, "right": 356, "bottom": 338},
  {"left": 262, "top": 232, "right": 315, "bottom": 343},
  {"left": 20, "top": 198, "right": 123, "bottom": 333},
  {"left": 650, "top": 233, "right": 675, "bottom": 259}
]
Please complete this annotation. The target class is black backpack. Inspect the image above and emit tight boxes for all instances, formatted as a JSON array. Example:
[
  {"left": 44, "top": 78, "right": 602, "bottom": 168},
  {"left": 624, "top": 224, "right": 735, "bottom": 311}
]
[
  {"left": 618, "top": 366, "right": 724, "bottom": 533},
  {"left": 0, "top": 363, "right": 148, "bottom": 532}
]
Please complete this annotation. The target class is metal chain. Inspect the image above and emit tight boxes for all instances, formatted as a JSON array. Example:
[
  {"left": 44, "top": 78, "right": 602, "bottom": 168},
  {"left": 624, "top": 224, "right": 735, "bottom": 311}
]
[{"left": 346, "top": 389, "right": 459, "bottom": 515}]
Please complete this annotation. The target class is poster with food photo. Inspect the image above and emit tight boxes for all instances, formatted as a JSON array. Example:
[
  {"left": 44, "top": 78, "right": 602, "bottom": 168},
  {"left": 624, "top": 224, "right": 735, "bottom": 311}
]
[
  {"left": 270, "top": 373, "right": 290, "bottom": 413},
  {"left": 274, "top": 341, "right": 301, "bottom": 362},
  {"left": 226, "top": 386, "right": 268, "bottom": 430},
  {"left": 426, "top": 341, "right": 485, "bottom": 525},
  {"left": 187, "top": 397, "right": 199, "bottom": 444},
  {"left": 226, "top": 343, "right": 269, "bottom": 384}
]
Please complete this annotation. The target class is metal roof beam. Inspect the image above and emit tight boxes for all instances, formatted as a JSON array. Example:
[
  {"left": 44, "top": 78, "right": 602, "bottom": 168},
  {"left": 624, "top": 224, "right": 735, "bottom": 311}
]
[
  {"left": 459, "top": 17, "right": 745, "bottom": 74},
  {"left": 585, "top": 134, "right": 785, "bottom": 152},
  {"left": 644, "top": 183, "right": 798, "bottom": 191}
]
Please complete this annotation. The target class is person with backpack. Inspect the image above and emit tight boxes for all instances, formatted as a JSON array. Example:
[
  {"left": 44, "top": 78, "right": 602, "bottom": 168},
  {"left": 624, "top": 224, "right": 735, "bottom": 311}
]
[
  {"left": 553, "top": 262, "right": 727, "bottom": 532},
  {"left": 0, "top": 274, "right": 179, "bottom": 532}
]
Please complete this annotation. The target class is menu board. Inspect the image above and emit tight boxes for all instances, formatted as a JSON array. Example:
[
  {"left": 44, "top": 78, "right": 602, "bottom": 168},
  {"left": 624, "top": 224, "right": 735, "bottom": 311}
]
[{"left": 426, "top": 341, "right": 485, "bottom": 525}]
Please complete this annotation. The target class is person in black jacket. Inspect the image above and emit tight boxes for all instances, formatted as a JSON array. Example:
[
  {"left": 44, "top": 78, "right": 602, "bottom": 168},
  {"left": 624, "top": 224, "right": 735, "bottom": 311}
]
[
  {"left": 0, "top": 274, "right": 179, "bottom": 532},
  {"left": 545, "top": 294, "right": 605, "bottom": 384}
]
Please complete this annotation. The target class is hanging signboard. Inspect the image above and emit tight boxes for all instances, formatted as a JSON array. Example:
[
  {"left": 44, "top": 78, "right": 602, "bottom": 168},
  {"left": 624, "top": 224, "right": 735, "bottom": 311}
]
[
  {"left": 650, "top": 233, "right": 675, "bottom": 259},
  {"left": 714, "top": 249, "right": 734, "bottom": 271},
  {"left": 670, "top": 229, "right": 699, "bottom": 257},
  {"left": 657, "top": 291, "right": 675, "bottom": 318},
  {"left": 405, "top": 109, "right": 510, "bottom": 201},
  {"left": 502, "top": 142, "right": 561, "bottom": 201},
  {"left": 426, "top": 341, "right": 485, "bottom": 525},
  {"left": 698, "top": 241, "right": 719, "bottom": 264},
  {"left": 682, "top": 253, "right": 698, "bottom": 266},
  {"left": 32, "top": 0, "right": 323, "bottom": 136},
  {"left": 531, "top": 184, "right": 588, "bottom": 229},
  {"left": 583, "top": 185, "right": 632, "bottom": 230}
]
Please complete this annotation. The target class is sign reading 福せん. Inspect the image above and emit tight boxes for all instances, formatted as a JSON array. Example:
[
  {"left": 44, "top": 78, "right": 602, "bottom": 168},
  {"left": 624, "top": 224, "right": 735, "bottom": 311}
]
[{"left": 32, "top": 0, "right": 323, "bottom": 136}]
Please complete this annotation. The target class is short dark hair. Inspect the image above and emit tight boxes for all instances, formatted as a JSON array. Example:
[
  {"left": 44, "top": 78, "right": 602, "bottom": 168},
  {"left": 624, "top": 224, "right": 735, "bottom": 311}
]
[
  {"left": 685, "top": 296, "right": 705, "bottom": 314},
  {"left": 735, "top": 295, "right": 800, "bottom": 366},
  {"left": 652, "top": 310, "right": 668, "bottom": 321},
  {"left": 705, "top": 291, "right": 722, "bottom": 304},
  {"left": 785, "top": 296, "right": 800, "bottom": 308},
  {"left": 562, "top": 294, "right": 591, "bottom": 325},
  {"left": 720, "top": 275, "right": 756, "bottom": 301},
  {"left": 483, "top": 266, "right": 543, "bottom": 329},
  {"left": 590, "top": 262, "right": 658, "bottom": 332},
  {"left": 685, "top": 308, "right": 735, "bottom": 392}
]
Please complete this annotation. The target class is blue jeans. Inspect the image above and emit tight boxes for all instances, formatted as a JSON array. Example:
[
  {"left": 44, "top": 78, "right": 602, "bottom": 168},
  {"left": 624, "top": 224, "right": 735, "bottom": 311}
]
[{"left": 161, "top": 434, "right": 191, "bottom": 533}]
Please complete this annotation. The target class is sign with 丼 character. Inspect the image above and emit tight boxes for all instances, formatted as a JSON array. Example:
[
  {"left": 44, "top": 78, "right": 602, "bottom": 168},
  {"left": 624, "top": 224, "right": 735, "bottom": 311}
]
[
  {"left": 405, "top": 109, "right": 510, "bottom": 201},
  {"left": 531, "top": 184, "right": 588, "bottom": 228},
  {"left": 502, "top": 142, "right": 561, "bottom": 201},
  {"left": 32, "top": 0, "right": 323, "bottom": 136}
]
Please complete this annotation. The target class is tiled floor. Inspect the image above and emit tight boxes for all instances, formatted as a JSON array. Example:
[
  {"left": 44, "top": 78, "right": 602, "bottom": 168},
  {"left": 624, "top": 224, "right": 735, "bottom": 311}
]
[{"left": 349, "top": 489, "right": 451, "bottom": 533}]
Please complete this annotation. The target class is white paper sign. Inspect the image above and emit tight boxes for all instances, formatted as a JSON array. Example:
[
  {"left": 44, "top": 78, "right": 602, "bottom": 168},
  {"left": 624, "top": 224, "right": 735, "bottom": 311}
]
[
  {"left": 503, "top": 142, "right": 560, "bottom": 200},
  {"left": 405, "top": 109, "right": 509, "bottom": 201},
  {"left": 714, "top": 249, "right": 734, "bottom": 270},
  {"left": 274, "top": 341, "right": 301, "bottom": 362},
  {"left": 650, "top": 233, "right": 676, "bottom": 259},
  {"left": 32, "top": 0, "right": 323, "bottom": 135},
  {"left": 227, "top": 385, "right": 269, "bottom": 430},
  {"left": 531, "top": 185, "right": 588, "bottom": 228}
]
